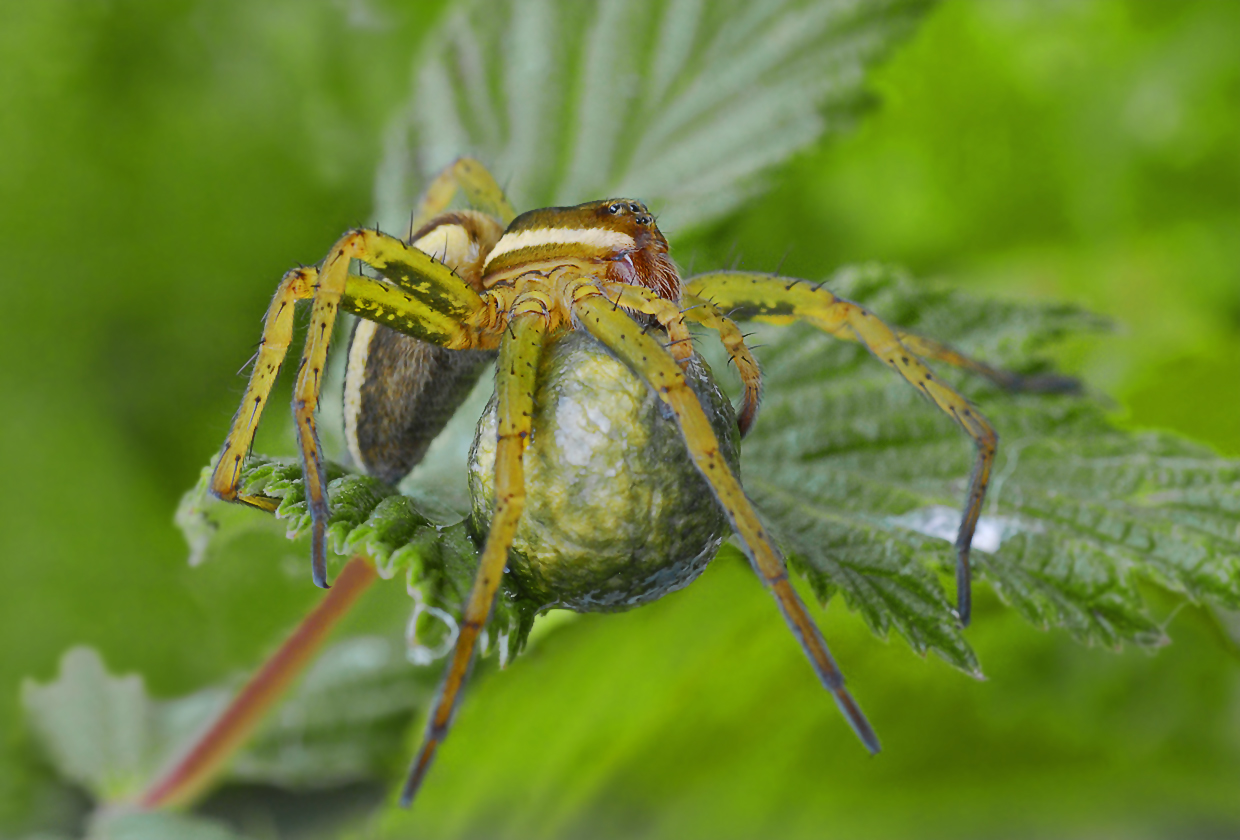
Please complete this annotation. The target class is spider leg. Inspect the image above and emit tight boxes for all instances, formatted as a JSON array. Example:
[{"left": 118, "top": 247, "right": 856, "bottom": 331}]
[
  {"left": 685, "top": 277, "right": 1080, "bottom": 396},
  {"left": 400, "top": 303, "right": 547, "bottom": 807},
  {"left": 681, "top": 301, "right": 763, "bottom": 436},
  {"left": 211, "top": 267, "right": 317, "bottom": 512},
  {"left": 572, "top": 290, "right": 880, "bottom": 755},
  {"left": 342, "top": 209, "right": 508, "bottom": 483},
  {"left": 684, "top": 273, "right": 998, "bottom": 626},
  {"left": 340, "top": 271, "right": 490, "bottom": 349},
  {"left": 291, "top": 229, "right": 494, "bottom": 588},
  {"left": 595, "top": 282, "right": 696, "bottom": 365},
  {"left": 893, "top": 331, "right": 1080, "bottom": 394},
  {"left": 335, "top": 229, "right": 488, "bottom": 321},
  {"left": 411, "top": 156, "right": 518, "bottom": 234},
  {"left": 342, "top": 167, "right": 512, "bottom": 482},
  {"left": 602, "top": 282, "right": 763, "bottom": 436}
]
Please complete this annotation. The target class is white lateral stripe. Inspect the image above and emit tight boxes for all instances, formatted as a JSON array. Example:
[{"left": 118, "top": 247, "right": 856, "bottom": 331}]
[
  {"left": 343, "top": 318, "right": 378, "bottom": 473},
  {"left": 483, "top": 227, "right": 635, "bottom": 269},
  {"left": 414, "top": 224, "right": 483, "bottom": 267}
]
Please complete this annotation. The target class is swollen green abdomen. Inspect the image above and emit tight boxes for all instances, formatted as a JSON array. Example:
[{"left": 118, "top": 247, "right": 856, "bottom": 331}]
[{"left": 468, "top": 330, "right": 740, "bottom": 612}]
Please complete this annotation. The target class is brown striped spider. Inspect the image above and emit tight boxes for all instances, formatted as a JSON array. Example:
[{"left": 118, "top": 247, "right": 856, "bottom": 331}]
[{"left": 211, "top": 157, "right": 1070, "bottom": 807}]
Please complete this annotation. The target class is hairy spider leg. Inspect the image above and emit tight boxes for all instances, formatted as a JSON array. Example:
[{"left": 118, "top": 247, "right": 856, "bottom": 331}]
[
  {"left": 684, "top": 273, "right": 998, "bottom": 626},
  {"left": 596, "top": 281, "right": 696, "bottom": 365},
  {"left": 604, "top": 282, "right": 762, "bottom": 436},
  {"left": 342, "top": 213, "right": 506, "bottom": 483},
  {"left": 681, "top": 277, "right": 1073, "bottom": 397},
  {"left": 293, "top": 228, "right": 496, "bottom": 587},
  {"left": 211, "top": 267, "right": 317, "bottom": 511},
  {"left": 411, "top": 156, "right": 518, "bottom": 236},
  {"left": 213, "top": 261, "right": 492, "bottom": 504},
  {"left": 349, "top": 160, "right": 511, "bottom": 483},
  {"left": 681, "top": 300, "right": 763, "bottom": 436},
  {"left": 572, "top": 290, "right": 881, "bottom": 755},
  {"left": 893, "top": 331, "right": 1081, "bottom": 394},
  {"left": 400, "top": 303, "right": 548, "bottom": 807}
]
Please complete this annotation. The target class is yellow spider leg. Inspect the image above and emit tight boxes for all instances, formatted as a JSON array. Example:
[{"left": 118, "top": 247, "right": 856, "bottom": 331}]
[
  {"left": 685, "top": 272, "right": 997, "bottom": 626},
  {"left": 686, "top": 273, "right": 1078, "bottom": 395},
  {"left": 293, "top": 230, "right": 492, "bottom": 588},
  {"left": 597, "top": 282, "right": 696, "bottom": 365},
  {"left": 679, "top": 293, "right": 763, "bottom": 435},
  {"left": 210, "top": 266, "right": 317, "bottom": 512},
  {"left": 894, "top": 331, "right": 1080, "bottom": 394},
  {"left": 296, "top": 238, "right": 360, "bottom": 588},
  {"left": 604, "top": 283, "right": 763, "bottom": 436},
  {"left": 209, "top": 260, "right": 483, "bottom": 514},
  {"left": 340, "top": 272, "right": 482, "bottom": 350},
  {"left": 342, "top": 229, "right": 484, "bottom": 319},
  {"left": 400, "top": 303, "right": 547, "bottom": 807},
  {"left": 412, "top": 156, "right": 518, "bottom": 233},
  {"left": 572, "top": 290, "right": 880, "bottom": 754}
]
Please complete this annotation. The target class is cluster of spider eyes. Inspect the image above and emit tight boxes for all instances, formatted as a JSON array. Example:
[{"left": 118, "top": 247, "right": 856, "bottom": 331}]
[{"left": 608, "top": 201, "right": 653, "bottom": 227}]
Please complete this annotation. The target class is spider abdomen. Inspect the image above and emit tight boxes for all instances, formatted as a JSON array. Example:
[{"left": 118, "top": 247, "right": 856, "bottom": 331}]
[{"left": 468, "top": 330, "right": 740, "bottom": 612}]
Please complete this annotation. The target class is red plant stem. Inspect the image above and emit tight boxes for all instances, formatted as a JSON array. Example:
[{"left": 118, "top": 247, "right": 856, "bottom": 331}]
[{"left": 137, "top": 555, "right": 378, "bottom": 810}]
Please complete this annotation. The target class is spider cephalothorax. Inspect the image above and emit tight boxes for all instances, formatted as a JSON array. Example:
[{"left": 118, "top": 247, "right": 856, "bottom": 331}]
[
  {"left": 211, "top": 157, "right": 1070, "bottom": 808},
  {"left": 483, "top": 199, "right": 681, "bottom": 301}
]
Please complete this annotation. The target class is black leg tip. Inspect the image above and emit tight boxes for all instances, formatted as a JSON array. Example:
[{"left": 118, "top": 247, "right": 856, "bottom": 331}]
[
  {"left": 311, "top": 528, "right": 330, "bottom": 588},
  {"left": 955, "top": 546, "right": 973, "bottom": 627},
  {"left": 311, "top": 553, "right": 331, "bottom": 589},
  {"left": 1021, "top": 373, "right": 1083, "bottom": 395},
  {"left": 858, "top": 724, "right": 882, "bottom": 756},
  {"left": 399, "top": 747, "right": 435, "bottom": 809}
]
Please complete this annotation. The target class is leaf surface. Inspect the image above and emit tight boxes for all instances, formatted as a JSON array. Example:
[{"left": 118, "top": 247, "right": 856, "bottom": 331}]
[
  {"left": 22, "top": 638, "right": 435, "bottom": 804},
  {"left": 732, "top": 266, "right": 1239, "bottom": 669},
  {"left": 375, "top": 0, "right": 933, "bottom": 234},
  {"left": 178, "top": 457, "right": 535, "bottom": 663}
]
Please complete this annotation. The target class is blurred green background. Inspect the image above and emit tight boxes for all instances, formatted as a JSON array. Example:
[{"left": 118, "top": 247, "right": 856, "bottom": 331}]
[{"left": 0, "top": 0, "right": 1237, "bottom": 838}]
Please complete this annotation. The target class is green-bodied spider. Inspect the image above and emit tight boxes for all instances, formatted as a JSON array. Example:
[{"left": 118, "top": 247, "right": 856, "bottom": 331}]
[{"left": 210, "top": 157, "right": 1075, "bottom": 807}]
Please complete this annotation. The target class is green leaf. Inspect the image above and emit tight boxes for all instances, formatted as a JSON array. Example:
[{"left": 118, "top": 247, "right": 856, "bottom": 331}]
[
  {"left": 227, "top": 636, "right": 435, "bottom": 787},
  {"left": 87, "top": 812, "right": 250, "bottom": 840},
  {"left": 20, "top": 649, "right": 157, "bottom": 802},
  {"left": 734, "top": 265, "right": 1239, "bottom": 670},
  {"left": 178, "top": 457, "right": 535, "bottom": 663},
  {"left": 21, "top": 638, "right": 435, "bottom": 802},
  {"left": 375, "top": 0, "right": 933, "bottom": 235}
]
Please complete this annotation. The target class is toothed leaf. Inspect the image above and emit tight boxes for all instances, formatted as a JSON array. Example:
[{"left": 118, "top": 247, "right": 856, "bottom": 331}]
[
  {"left": 177, "top": 457, "right": 535, "bottom": 661},
  {"left": 21, "top": 639, "right": 436, "bottom": 802},
  {"left": 737, "top": 266, "right": 1238, "bottom": 671},
  {"left": 375, "top": 0, "right": 933, "bottom": 236}
]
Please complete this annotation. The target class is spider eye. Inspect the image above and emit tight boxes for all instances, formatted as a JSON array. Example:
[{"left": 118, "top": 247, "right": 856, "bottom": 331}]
[
  {"left": 608, "top": 202, "right": 623, "bottom": 215},
  {"left": 628, "top": 202, "right": 641, "bottom": 213}
]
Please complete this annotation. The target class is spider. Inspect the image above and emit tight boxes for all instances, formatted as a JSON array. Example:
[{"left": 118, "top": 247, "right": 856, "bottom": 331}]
[{"left": 210, "top": 157, "right": 1071, "bottom": 807}]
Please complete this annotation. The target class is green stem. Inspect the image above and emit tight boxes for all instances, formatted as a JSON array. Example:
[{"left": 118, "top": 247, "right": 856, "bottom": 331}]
[{"left": 136, "top": 555, "right": 378, "bottom": 810}]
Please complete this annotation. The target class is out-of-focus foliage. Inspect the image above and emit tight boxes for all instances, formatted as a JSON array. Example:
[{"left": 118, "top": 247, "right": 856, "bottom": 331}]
[
  {"left": 23, "top": 638, "right": 433, "bottom": 803},
  {"left": 709, "top": 0, "right": 1240, "bottom": 454},
  {"left": 1, "top": 0, "right": 1237, "bottom": 839},
  {"left": 378, "top": 0, "right": 932, "bottom": 233}
]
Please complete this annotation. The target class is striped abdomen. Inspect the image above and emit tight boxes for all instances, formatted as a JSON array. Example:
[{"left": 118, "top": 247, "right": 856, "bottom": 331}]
[{"left": 343, "top": 211, "right": 502, "bottom": 483}]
